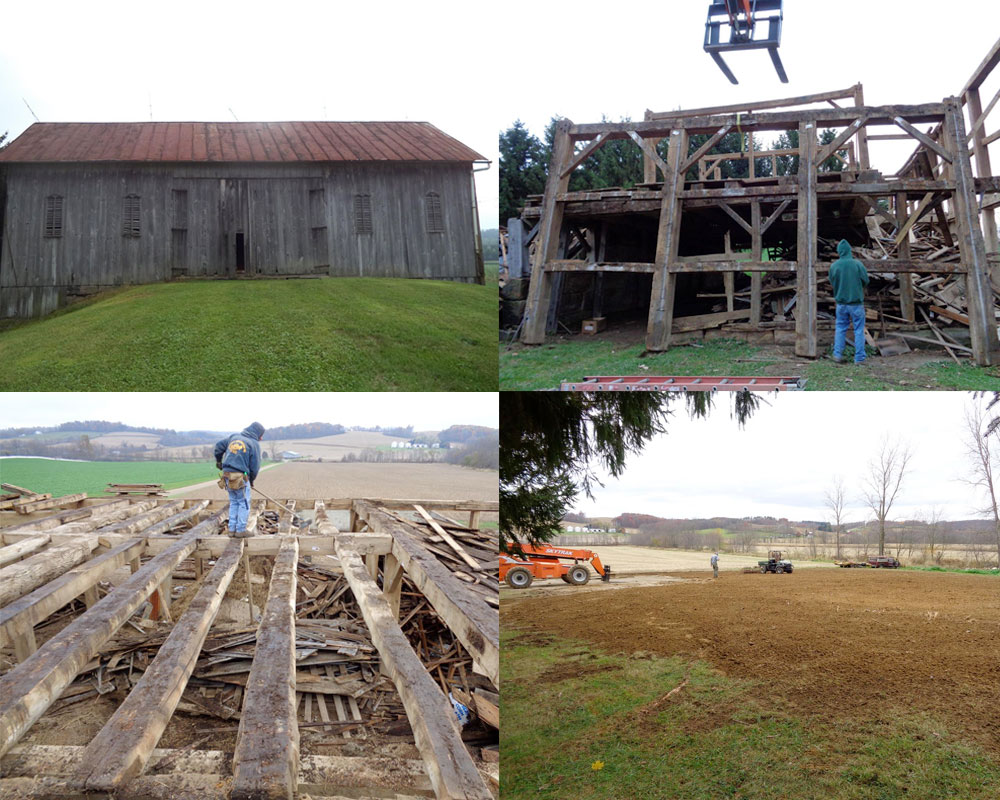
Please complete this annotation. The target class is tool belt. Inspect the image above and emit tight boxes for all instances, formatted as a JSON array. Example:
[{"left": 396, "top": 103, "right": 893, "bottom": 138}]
[{"left": 218, "top": 471, "right": 247, "bottom": 491}]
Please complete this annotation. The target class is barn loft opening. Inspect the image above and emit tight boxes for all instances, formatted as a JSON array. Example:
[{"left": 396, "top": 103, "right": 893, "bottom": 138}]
[{"left": 235, "top": 233, "right": 246, "bottom": 273}]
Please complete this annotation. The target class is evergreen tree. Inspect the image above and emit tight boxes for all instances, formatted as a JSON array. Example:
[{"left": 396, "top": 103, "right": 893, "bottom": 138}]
[{"left": 499, "top": 121, "right": 547, "bottom": 224}]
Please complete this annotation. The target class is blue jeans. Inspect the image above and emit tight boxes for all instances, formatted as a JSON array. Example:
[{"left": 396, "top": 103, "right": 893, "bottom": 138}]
[
  {"left": 227, "top": 482, "right": 251, "bottom": 532},
  {"left": 834, "top": 303, "right": 866, "bottom": 363}
]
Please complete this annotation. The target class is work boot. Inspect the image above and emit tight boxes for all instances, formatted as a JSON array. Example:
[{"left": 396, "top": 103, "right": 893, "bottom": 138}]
[{"left": 233, "top": 529, "right": 253, "bottom": 538}]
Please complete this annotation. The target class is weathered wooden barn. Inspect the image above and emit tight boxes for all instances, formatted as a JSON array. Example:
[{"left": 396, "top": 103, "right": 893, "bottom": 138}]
[{"left": 0, "top": 121, "right": 488, "bottom": 318}]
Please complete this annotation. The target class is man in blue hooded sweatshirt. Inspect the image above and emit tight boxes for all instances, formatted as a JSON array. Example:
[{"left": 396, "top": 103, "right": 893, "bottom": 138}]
[
  {"left": 214, "top": 422, "right": 265, "bottom": 537},
  {"left": 828, "top": 239, "right": 870, "bottom": 364}
]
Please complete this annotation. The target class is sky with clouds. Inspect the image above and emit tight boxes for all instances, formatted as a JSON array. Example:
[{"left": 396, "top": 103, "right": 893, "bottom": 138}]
[
  {"left": 0, "top": 392, "right": 498, "bottom": 433},
  {"left": 0, "top": 1, "right": 498, "bottom": 227},
  {"left": 574, "top": 392, "right": 996, "bottom": 524}
]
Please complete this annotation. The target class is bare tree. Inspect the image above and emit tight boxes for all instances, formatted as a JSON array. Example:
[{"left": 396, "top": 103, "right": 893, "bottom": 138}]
[
  {"left": 925, "top": 507, "right": 943, "bottom": 564},
  {"left": 863, "top": 438, "right": 913, "bottom": 556},
  {"left": 961, "top": 399, "right": 1000, "bottom": 569},
  {"left": 824, "top": 476, "right": 847, "bottom": 560}
]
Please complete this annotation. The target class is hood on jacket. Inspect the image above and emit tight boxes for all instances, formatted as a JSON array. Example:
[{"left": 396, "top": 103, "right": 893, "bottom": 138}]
[
  {"left": 242, "top": 422, "right": 265, "bottom": 440},
  {"left": 837, "top": 239, "right": 853, "bottom": 258}
]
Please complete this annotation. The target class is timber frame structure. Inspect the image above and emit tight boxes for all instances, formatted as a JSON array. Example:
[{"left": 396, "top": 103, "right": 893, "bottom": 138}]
[
  {"left": 519, "top": 40, "right": 1000, "bottom": 366},
  {"left": 0, "top": 495, "right": 499, "bottom": 800}
]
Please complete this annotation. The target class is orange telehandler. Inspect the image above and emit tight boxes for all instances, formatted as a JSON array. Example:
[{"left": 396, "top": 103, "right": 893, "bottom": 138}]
[{"left": 500, "top": 543, "right": 611, "bottom": 588}]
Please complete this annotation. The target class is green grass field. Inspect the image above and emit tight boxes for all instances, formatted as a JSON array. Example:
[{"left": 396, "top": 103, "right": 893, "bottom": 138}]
[
  {"left": 0, "top": 278, "right": 497, "bottom": 391},
  {"left": 501, "top": 337, "right": 999, "bottom": 390},
  {"left": 0, "top": 458, "right": 219, "bottom": 497},
  {"left": 485, "top": 260, "right": 500, "bottom": 285},
  {"left": 502, "top": 628, "right": 1000, "bottom": 800}
]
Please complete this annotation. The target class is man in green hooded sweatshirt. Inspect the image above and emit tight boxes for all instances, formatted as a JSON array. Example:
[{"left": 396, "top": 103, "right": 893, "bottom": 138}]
[{"left": 828, "top": 239, "right": 870, "bottom": 364}]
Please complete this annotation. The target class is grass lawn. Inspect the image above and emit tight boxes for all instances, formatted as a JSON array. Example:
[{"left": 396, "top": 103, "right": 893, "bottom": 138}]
[
  {"left": 500, "top": 337, "right": 1000, "bottom": 390},
  {"left": 0, "top": 458, "right": 220, "bottom": 497},
  {"left": 0, "top": 278, "right": 497, "bottom": 390},
  {"left": 484, "top": 260, "right": 500, "bottom": 285},
  {"left": 502, "top": 628, "right": 1000, "bottom": 800}
]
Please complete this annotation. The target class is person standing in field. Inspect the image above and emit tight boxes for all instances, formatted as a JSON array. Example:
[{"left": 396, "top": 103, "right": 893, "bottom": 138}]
[
  {"left": 214, "top": 422, "right": 265, "bottom": 538},
  {"left": 711, "top": 552, "right": 719, "bottom": 579},
  {"left": 828, "top": 239, "right": 870, "bottom": 364}
]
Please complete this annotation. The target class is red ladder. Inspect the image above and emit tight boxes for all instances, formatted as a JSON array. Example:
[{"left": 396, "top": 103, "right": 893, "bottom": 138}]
[{"left": 560, "top": 376, "right": 805, "bottom": 391}]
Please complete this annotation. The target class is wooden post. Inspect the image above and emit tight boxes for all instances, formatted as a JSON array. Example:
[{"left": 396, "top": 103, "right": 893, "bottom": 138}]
[
  {"left": 468, "top": 510, "right": 480, "bottom": 530},
  {"left": 646, "top": 127, "right": 688, "bottom": 351},
  {"left": 896, "top": 192, "right": 916, "bottom": 322},
  {"left": 364, "top": 552, "right": 380, "bottom": 580},
  {"left": 522, "top": 118, "right": 573, "bottom": 344},
  {"left": 966, "top": 87, "right": 999, "bottom": 285},
  {"left": 750, "top": 200, "right": 762, "bottom": 327},
  {"left": 723, "top": 231, "right": 735, "bottom": 312},
  {"left": 0, "top": 512, "right": 225, "bottom": 757},
  {"left": 382, "top": 552, "right": 404, "bottom": 621},
  {"left": 76, "top": 540, "right": 244, "bottom": 792},
  {"left": 335, "top": 537, "right": 492, "bottom": 800},
  {"left": 943, "top": 98, "right": 1000, "bottom": 366},
  {"left": 242, "top": 549, "right": 256, "bottom": 623},
  {"left": 642, "top": 109, "right": 660, "bottom": 184},
  {"left": 231, "top": 537, "right": 299, "bottom": 800},
  {"left": 795, "top": 120, "right": 819, "bottom": 358},
  {"left": 853, "top": 84, "right": 871, "bottom": 169}
]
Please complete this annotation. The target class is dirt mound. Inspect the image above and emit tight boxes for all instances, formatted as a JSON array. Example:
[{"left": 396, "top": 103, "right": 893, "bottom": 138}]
[{"left": 503, "top": 569, "right": 1000, "bottom": 753}]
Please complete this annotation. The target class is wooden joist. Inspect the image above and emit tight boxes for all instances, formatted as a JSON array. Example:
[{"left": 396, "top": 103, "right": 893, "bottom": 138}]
[
  {"left": 0, "top": 535, "right": 50, "bottom": 568},
  {"left": 0, "top": 536, "right": 99, "bottom": 607},
  {"left": 0, "top": 511, "right": 225, "bottom": 757},
  {"left": 0, "top": 498, "right": 132, "bottom": 534},
  {"left": 75, "top": 538, "right": 245, "bottom": 792},
  {"left": 231, "top": 536, "right": 299, "bottom": 800},
  {"left": 335, "top": 534, "right": 492, "bottom": 800},
  {"left": 138, "top": 500, "right": 210, "bottom": 537},
  {"left": 357, "top": 503, "right": 499, "bottom": 688},
  {"left": 0, "top": 537, "right": 147, "bottom": 654},
  {"left": 94, "top": 499, "right": 184, "bottom": 535},
  {"left": 14, "top": 492, "right": 87, "bottom": 515}
]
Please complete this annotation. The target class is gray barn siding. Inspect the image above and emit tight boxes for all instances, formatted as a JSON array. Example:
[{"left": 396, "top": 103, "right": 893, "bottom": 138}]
[{"left": 1, "top": 161, "right": 479, "bottom": 317}]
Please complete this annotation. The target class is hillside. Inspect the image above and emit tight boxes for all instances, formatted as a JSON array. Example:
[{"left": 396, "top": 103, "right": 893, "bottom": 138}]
[{"left": 0, "top": 278, "right": 497, "bottom": 390}]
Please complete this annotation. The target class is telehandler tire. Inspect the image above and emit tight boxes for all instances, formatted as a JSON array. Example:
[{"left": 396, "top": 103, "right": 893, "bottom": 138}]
[
  {"left": 567, "top": 565, "right": 591, "bottom": 585},
  {"left": 505, "top": 567, "right": 533, "bottom": 589}
]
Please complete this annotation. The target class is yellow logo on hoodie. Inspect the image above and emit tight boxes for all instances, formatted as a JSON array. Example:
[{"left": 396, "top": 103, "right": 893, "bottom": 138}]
[{"left": 228, "top": 441, "right": 247, "bottom": 454}]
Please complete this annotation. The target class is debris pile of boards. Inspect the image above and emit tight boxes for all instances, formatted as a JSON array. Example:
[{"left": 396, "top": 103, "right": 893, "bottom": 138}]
[
  {"left": 0, "top": 483, "right": 88, "bottom": 514},
  {"left": 256, "top": 510, "right": 282, "bottom": 535},
  {"left": 105, "top": 483, "right": 166, "bottom": 496}
]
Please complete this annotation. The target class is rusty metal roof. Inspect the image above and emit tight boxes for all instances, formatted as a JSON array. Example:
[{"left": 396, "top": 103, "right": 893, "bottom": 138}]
[{"left": 0, "top": 122, "right": 486, "bottom": 164}]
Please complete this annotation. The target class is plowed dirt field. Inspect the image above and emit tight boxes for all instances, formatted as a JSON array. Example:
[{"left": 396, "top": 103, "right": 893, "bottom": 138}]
[{"left": 503, "top": 569, "right": 1000, "bottom": 754}]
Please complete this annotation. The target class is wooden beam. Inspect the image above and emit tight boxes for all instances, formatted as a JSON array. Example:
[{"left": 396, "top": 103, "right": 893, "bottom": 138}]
[
  {"left": 559, "top": 133, "right": 607, "bottom": 178},
  {"left": 893, "top": 192, "right": 936, "bottom": 246},
  {"left": 717, "top": 201, "right": 753, "bottom": 235},
  {"left": 356, "top": 503, "right": 498, "bottom": 688},
  {"left": 14, "top": 493, "right": 87, "bottom": 515},
  {"left": 795, "top": 120, "right": 819, "bottom": 358},
  {"left": 896, "top": 192, "right": 915, "bottom": 322},
  {"left": 94, "top": 500, "right": 185, "bottom": 536},
  {"left": 0, "top": 536, "right": 50, "bottom": 568},
  {"left": 760, "top": 198, "right": 792, "bottom": 234},
  {"left": 0, "top": 512, "right": 225, "bottom": 757},
  {"left": 943, "top": 99, "right": 1000, "bottom": 365},
  {"left": 0, "top": 537, "right": 98, "bottom": 607},
  {"left": 648, "top": 85, "right": 860, "bottom": 120},
  {"left": 750, "top": 200, "right": 762, "bottom": 327},
  {"left": 680, "top": 124, "right": 732, "bottom": 174},
  {"left": 815, "top": 114, "right": 869, "bottom": 166},
  {"left": 137, "top": 500, "right": 210, "bottom": 537},
  {"left": 231, "top": 536, "right": 299, "bottom": 800},
  {"left": 382, "top": 552, "right": 404, "bottom": 620},
  {"left": 75, "top": 539, "right": 244, "bottom": 792},
  {"left": 335, "top": 535, "right": 492, "bottom": 800},
  {"left": 0, "top": 537, "right": 147, "bottom": 655},
  {"left": 522, "top": 118, "right": 573, "bottom": 345},
  {"left": 893, "top": 116, "right": 952, "bottom": 163},
  {"left": 646, "top": 127, "right": 688, "bottom": 351},
  {"left": 0, "top": 498, "right": 132, "bottom": 534}
]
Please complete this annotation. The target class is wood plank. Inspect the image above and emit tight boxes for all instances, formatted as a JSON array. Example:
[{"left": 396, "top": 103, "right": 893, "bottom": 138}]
[
  {"left": 0, "top": 511, "right": 226, "bottom": 757},
  {"left": 673, "top": 309, "right": 751, "bottom": 332},
  {"left": 231, "top": 536, "right": 299, "bottom": 800},
  {"left": 413, "top": 505, "right": 482, "bottom": 571},
  {"left": 335, "top": 535, "right": 492, "bottom": 800},
  {"left": 0, "top": 537, "right": 147, "bottom": 653},
  {"left": 472, "top": 689, "right": 499, "bottom": 730},
  {"left": 0, "top": 536, "right": 50, "bottom": 568},
  {"left": 14, "top": 493, "right": 87, "bottom": 515},
  {"left": 75, "top": 539, "right": 244, "bottom": 791},
  {"left": 357, "top": 503, "right": 498, "bottom": 688}
]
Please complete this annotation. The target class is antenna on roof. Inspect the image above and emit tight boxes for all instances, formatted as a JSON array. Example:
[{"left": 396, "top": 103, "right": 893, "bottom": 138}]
[
  {"left": 229, "top": 108, "right": 239, "bottom": 121},
  {"left": 22, "top": 98, "right": 39, "bottom": 122}
]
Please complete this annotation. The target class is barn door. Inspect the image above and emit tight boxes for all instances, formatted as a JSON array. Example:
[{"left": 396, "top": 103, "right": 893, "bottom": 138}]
[{"left": 220, "top": 178, "right": 250, "bottom": 276}]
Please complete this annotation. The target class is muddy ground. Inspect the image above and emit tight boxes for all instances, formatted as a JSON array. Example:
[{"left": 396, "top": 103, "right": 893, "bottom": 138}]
[{"left": 503, "top": 569, "right": 1000, "bottom": 755}]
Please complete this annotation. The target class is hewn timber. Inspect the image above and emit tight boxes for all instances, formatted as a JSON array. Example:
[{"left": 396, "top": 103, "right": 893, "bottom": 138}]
[
  {"left": 76, "top": 539, "right": 244, "bottom": 792},
  {"left": 0, "top": 511, "right": 225, "bottom": 757},
  {"left": 0, "top": 537, "right": 98, "bottom": 607},
  {"left": 136, "top": 500, "right": 210, "bottom": 537},
  {"left": 0, "top": 499, "right": 132, "bottom": 534},
  {"left": 94, "top": 499, "right": 185, "bottom": 535},
  {"left": 356, "top": 502, "right": 498, "bottom": 687},
  {"left": 0, "top": 536, "right": 50, "bottom": 568},
  {"left": 795, "top": 120, "right": 819, "bottom": 358},
  {"left": 0, "top": 537, "right": 147, "bottom": 653},
  {"left": 646, "top": 85, "right": 861, "bottom": 120},
  {"left": 231, "top": 536, "right": 299, "bottom": 800},
  {"left": 335, "top": 535, "right": 492, "bottom": 800},
  {"left": 14, "top": 493, "right": 87, "bottom": 515}
]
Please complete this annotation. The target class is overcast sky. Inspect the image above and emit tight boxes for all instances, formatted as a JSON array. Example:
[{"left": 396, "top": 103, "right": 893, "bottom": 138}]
[
  {"left": 576, "top": 392, "right": 996, "bottom": 524},
  {"left": 500, "top": 2, "right": 998, "bottom": 178},
  {"left": 0, "top": 1, "right": 498, "bottom": 228},
  {"left": 0, "top": 392, "right": 498, "bottom": 433}
]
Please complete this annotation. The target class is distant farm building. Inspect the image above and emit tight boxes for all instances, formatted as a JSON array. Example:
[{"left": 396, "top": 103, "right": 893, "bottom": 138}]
[
  {"left": 278, "top": 451, "right": 301, "bottom": 460},
  {"left": 0, "top": 121, "right": 488, "bottom": 317}
]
